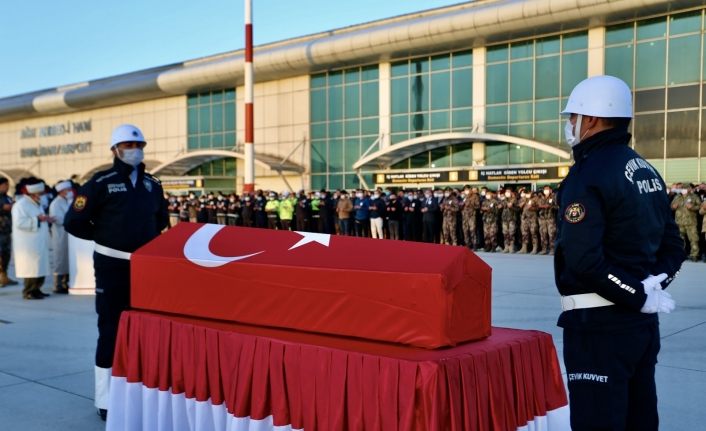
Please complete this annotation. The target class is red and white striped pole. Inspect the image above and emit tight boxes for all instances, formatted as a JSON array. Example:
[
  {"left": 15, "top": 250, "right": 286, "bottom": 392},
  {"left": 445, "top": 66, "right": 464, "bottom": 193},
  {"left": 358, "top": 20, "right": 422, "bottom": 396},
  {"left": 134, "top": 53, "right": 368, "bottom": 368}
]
[{"left": 243, "top": 0, "right": 255, "bottom": 193}]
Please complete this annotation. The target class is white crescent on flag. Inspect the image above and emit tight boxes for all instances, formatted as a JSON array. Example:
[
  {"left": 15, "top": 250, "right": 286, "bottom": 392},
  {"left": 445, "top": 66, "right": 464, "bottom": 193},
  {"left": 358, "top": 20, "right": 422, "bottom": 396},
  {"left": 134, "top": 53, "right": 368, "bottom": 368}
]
[
  {"left": 288, "top": 231, "right": 331, "bottom": 250},
  {"left": 183, "top": 224, "right": 264, "bottom": 268}
]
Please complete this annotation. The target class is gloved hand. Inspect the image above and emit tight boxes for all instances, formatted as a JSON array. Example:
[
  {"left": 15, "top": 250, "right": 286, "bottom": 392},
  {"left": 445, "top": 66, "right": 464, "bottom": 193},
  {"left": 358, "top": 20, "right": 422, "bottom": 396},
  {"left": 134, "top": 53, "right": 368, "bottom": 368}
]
[
  {"left": 640, "top": 273, "right": 675, "bottom": 314},
  {"left": 642, "top": 273, "right": 668, "bottom": 293}
]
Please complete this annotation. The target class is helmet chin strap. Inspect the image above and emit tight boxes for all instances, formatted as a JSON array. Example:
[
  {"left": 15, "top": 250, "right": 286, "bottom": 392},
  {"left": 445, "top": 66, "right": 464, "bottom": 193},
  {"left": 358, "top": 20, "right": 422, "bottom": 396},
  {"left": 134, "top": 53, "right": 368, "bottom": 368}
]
[{"left": 573, "top": 115, "right": 583, "bottom": 145}]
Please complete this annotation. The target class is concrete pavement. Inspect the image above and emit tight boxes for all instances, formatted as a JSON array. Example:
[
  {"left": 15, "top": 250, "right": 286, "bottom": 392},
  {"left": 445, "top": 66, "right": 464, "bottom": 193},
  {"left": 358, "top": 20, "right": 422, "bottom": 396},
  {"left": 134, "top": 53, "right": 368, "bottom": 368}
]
[{"left": 0, "top": 253, "right": 704, "bottom": 430}]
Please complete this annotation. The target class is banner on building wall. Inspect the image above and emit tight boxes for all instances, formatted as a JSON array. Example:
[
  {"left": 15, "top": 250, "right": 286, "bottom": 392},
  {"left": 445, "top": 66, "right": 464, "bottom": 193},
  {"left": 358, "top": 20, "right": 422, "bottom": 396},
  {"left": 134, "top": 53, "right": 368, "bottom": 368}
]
[
  {"left": 161, "top": 179, "right": 203, "bottom": 190},
  {"left": 374, "top": 166, "right": 569, "bottom": 186}
]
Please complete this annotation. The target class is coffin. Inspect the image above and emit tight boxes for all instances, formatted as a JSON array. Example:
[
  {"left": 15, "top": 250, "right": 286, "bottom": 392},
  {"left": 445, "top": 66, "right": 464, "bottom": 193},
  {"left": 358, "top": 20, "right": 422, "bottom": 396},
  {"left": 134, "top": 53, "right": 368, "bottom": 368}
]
[{"left": 130, "top": 223, "right": 491, "bottom": 348}]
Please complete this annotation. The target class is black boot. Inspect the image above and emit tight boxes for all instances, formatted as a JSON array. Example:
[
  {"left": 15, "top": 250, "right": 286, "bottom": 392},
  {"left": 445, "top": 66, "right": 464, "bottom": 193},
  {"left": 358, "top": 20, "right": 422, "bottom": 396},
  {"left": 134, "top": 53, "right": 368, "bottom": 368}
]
[{"left": 53, "top": 274, "right": 69, "bottom": 293}]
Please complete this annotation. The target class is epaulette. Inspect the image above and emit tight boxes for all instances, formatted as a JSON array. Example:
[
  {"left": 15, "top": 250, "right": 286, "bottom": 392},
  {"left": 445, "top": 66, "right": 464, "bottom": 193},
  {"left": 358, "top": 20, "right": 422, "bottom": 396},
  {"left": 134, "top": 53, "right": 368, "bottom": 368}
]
[
  {"left": 144, "top": 173, "right": 161, "bottom": 185},
  {"left": 94, "top": 171, "right": 118, "bottom": 183}
]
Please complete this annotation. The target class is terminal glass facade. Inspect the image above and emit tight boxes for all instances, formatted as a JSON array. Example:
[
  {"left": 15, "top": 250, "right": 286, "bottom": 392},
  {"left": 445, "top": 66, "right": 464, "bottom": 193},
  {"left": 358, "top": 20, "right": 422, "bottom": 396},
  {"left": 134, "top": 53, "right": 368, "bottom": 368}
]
[
  {"left": 605, "top": 9, "right": 705, "bottom": 180},
  {"left": 310, "top": 65, "right": 379, "bottom": 190},
  {"left": 187, "top": 88, "right": 237, "bottom": 151}
]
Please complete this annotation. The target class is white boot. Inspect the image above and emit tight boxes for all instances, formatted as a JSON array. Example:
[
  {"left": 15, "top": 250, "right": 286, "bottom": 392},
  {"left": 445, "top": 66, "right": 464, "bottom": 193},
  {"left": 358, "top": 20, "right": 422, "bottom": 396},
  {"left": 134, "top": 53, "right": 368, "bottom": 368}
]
[{"left": 95, "top": 365, "right": 111, "bottom": 410}]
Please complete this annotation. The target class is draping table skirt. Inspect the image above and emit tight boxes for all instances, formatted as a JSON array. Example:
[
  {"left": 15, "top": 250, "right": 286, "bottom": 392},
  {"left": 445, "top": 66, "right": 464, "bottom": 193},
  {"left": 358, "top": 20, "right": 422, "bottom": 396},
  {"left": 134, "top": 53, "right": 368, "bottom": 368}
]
[{"left": 108, "top": 311, "right": 569, "bottom": 431}]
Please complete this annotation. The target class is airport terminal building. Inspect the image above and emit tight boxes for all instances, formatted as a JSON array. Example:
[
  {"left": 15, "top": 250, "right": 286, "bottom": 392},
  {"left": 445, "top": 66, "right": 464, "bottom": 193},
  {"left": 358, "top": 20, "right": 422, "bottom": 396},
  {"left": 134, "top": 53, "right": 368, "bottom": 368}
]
[{"left": 0, "top": 0, "right": 704, "bottom": 194}]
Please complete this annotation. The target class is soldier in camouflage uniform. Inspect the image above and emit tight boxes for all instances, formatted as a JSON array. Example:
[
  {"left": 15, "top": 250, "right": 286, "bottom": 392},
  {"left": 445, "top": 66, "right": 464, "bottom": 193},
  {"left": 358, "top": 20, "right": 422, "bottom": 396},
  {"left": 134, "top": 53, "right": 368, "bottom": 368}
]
[
  {"left": 0, "top": 178, "right": 17, "bottom": 287},
  {"left": 461, "top": 186, "right": 480, "bottom": 249},
  {"left": 500, "top": 189, "right": 519, "bottom": 253},
  {"left": 480, "top": 190, "right": 500, "bottom": 252},
  {"left": 518, "top": 191, "right": 540, "bottom": 254},
  {"left": 440, "top": 188, "right": 460, "bottom": 245},
  {"left": 537, "top": 186, "right": 559, "bottom": 254},
  {"left": 671, "top": 185, "right": 701, "bottom": 261}
]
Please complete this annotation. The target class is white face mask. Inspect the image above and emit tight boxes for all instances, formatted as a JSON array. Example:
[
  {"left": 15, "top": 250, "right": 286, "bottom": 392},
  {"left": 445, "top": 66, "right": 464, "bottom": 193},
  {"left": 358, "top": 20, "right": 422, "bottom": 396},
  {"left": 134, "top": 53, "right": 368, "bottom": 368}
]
[
  {"left": 564, "top": 115, "right": 584, "bottom": 147},
  {"left": 543, "top": 189, "right": 551, "bottom": 196},
  {"left": 504, "top": 192, "right": 511, "bottom": 198},
  {"left": 681, "top": 189, "right": 688, "bottom": 195},
  {"left": 444, "top": 192, "right": 451, "bottom": 197},
  {"left": 119, "top": 148, "right": 144, "bottom": 167}
]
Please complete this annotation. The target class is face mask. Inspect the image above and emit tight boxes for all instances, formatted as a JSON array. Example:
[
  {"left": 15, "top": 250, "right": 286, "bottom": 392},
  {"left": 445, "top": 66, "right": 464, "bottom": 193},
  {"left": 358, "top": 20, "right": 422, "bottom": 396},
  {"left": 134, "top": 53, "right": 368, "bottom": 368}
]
[
  {"left": 564, "top": 115, "right": 588, "bottom": 147},
  {"left": 244, "top": 196, "right": 251, "bottom": 201},
  {"left": 217, "top": 196, "right": 224, "bottom": 201},
  {"left": 373, "top": 194, "right": 380, "bottom": 199},
  {"left": 505, "top": 192, "right": 511, "bottom": 198},
  {"left": 119, "top": 148, "right": 144, "bottom": 167},
  {"left": 407, "top": 194, "right": 414, "bottom": 200},
  {"left": 390, "top": 195, "right": 396, "bottom": 200},
  {"left": 480, "top": 191, "right": 486, "bottom": 197},
  {"left": 681, "top": 189, "right": 688, "bottom": 195},
  {"left": 543, "top": 189, "right": 551, "bottom": 196},
  {"left": 444, "top": 192, "right": 451, "bottom": 197},
  {"left": 424, "top": 193, "right": 432, "bottom": 198},
  {"left": 356, "top": 193, "right": 363, "bottom": 199},
  {"left": 229, "top": 198, "right": 235, "bottom": 203},
  {"left": 189, "top": 194, "right": 195, "bottom": 199}
]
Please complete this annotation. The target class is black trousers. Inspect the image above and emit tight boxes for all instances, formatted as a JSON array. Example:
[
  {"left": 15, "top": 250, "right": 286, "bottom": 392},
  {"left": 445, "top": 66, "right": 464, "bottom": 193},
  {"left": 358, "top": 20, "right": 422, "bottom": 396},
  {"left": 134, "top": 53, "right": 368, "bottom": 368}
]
[
  {"left": 563, "top": 321, "right": 660, "bottom": 431},
  {"left": 94, "top": 253, "right": 131, "bottom": 368}
]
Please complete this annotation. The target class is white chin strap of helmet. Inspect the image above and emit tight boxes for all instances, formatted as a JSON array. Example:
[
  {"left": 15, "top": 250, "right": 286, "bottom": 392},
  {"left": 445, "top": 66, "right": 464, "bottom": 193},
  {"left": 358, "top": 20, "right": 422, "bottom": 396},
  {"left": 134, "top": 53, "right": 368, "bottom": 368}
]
[{"left": 573, "top": 114, "right": 583, "bottom": 146}]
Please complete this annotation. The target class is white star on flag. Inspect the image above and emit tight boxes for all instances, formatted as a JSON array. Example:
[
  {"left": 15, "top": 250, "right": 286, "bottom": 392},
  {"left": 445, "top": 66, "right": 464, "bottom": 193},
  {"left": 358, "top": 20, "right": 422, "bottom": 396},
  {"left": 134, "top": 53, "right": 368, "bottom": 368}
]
[{"left": 288, "top": 231, "right": 331, "bottom": 250}]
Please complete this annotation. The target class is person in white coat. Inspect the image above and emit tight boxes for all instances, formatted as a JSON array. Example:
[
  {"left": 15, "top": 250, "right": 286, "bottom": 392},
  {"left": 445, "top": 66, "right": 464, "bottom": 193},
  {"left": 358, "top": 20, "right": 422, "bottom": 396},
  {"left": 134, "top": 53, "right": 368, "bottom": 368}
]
[
  {"left": 49, "top": 180, "right": 74, "bottom": 293},
  {"left": 11, "top": 181, "right": 54, "bottom": 299}
]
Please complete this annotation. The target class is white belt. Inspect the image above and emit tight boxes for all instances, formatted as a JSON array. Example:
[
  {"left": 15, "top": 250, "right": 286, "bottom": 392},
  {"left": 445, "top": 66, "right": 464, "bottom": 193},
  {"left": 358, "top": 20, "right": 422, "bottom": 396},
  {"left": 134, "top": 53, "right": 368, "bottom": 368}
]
[
  {"left": 94, "top": 243, "right": 131, "bottom": 260},
  {"left": 561, "top": 293, "right": 614, "bottom": 311}
]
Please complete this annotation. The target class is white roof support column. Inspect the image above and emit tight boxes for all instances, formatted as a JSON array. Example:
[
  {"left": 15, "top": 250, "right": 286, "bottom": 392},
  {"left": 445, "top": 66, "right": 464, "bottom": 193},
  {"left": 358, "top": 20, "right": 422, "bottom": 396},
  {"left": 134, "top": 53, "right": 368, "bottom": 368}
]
[
  {"left": 378, "top": 62, "right": 391, "bottom": 149},
  {"left": 472, "top": 46, "right": 487, "bottom": 166},
  {"left": 588, "top": 26, "right": 606, "bottom": 77}
]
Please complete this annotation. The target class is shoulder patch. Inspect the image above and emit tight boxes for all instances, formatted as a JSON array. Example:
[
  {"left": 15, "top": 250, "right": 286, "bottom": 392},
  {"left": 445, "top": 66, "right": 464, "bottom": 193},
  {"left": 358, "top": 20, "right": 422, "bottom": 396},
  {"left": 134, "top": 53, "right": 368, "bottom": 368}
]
[
  {"left": 564, "top": 202, "right": 586, "bottom": 224},
  {"left": 73, "top": 195, "right": 87, "bottom": 211}
]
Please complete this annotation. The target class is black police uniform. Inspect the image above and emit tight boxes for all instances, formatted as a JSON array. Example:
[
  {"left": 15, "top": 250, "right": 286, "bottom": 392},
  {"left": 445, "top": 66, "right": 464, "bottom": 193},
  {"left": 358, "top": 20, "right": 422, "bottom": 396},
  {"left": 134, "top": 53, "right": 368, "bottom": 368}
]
[
  {"left": 65, "top": 158, "right": 168, "bottom": 369},
  {"left": 554, "top": 127, "right": 685, "bottom": 430}
]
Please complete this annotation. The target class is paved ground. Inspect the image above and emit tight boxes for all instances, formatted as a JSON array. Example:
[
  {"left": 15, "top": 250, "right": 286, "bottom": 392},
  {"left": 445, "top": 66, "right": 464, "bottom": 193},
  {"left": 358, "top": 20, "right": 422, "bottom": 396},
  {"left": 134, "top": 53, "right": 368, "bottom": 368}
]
[{"left": 0, "top": 253, "right": 704, "bottom": 430}]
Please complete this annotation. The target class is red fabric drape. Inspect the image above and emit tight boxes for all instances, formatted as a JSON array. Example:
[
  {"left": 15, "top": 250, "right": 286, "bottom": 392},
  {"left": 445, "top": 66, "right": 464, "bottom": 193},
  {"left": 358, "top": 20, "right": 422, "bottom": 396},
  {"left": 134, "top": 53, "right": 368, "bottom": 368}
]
[{"left": 113, "top": 311, "right": 567, "bottom": 431}]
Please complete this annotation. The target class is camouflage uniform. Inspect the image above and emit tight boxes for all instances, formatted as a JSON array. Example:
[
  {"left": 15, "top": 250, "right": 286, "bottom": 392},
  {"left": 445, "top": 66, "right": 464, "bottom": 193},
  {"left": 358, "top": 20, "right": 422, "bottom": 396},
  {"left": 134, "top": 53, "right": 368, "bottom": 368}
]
[
  {"left": 0, "top": 191, "right": 13, "bottom": 286},
  {"left": 461, "top": 191, "right": 480, "bottom": 249},
  {"left": 481, "top": 195, "right": 500, "bottom": 252},
  {"left": 500, "top": 196, "right": 519, "bottom": 253},
  {"left": 537, "top": 192, "right": 559, "bottom": 254},
  {"left": 441, "top": 195, "right": 460, "bottom": 245},
  {"left": 519, "top": 195, "right": 540, "bottom": 254},
  {"left": 671, "top": 192, "right": 701, "bottom": 260}
]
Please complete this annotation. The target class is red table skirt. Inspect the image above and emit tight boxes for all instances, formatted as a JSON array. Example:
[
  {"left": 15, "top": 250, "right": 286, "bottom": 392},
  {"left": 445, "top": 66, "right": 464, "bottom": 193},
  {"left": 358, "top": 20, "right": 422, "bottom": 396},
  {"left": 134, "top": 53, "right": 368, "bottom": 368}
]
[{"left": 108, "top": 310, "right": 568, "bottom": 431}]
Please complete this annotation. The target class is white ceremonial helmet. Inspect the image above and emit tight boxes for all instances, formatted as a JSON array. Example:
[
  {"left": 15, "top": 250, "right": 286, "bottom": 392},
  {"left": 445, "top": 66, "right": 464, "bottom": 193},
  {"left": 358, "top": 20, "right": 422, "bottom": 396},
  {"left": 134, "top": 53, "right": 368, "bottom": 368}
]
[
  {"left": 561, "top": 75, "right": 633, "bottom": 119},
  {"left": 110, "top": 124, "right": 146, "bottom": 149},
  {"left": 55, "top": 180, "right": 72, "bottom": 192}
]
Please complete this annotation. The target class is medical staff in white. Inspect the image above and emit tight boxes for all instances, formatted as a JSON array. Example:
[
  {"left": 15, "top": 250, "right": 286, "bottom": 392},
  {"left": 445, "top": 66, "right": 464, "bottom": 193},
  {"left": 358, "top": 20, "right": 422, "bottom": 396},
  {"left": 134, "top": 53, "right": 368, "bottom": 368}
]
[
  {"left": 49, "top": 180, "right": 74, "bottom": 293},
  {"left": 11, "top": 181, "right": 54, "bottom": 299}
]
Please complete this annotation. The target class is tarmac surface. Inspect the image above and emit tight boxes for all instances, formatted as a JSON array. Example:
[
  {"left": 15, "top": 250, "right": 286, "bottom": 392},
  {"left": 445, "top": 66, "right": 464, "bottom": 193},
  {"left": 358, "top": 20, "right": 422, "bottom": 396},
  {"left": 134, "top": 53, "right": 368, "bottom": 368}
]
[{"left": 0, "top": 252, "right": 704, "bottom": 430}]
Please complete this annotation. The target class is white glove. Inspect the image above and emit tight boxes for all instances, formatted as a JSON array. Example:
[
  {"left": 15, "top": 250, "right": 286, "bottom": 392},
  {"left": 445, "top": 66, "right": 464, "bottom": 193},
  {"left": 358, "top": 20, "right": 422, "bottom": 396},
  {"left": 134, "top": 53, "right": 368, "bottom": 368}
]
[
  {"left": 642, "top": 273, "right": 668, "bottom": 293},
  {"left": 640, "top": 273, "right": 675, "bottom": 314}
]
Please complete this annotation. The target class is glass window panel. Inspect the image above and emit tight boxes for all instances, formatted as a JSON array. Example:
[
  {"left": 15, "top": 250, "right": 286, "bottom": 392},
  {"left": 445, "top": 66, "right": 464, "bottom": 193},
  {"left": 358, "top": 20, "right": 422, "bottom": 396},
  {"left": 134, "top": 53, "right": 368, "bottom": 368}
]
[
  {"left": 430, "top": 72, "right": 451, "bottom": 110},
  {"left": 329, "top": 121, "right": 343, "bottom": 138},
  {"left": 485, "top": 143, "right": 509, "bottom": 165},
  {"left": 311, "top": 140, "right": 327, "bottom": 173},
  {"left": 606, "top": 23, "right": 634, "bottom": 45},
  {"left": 224, "top": 132, "right": 236, "bottom": 147},
  {"left": 328, "top": 86, "right": 343, "bottom": 120},
  {"left": 536, "top": 37, "right": 560, "bottom": 55},
  {"left": 211, "top": 105, "right": 223, "bottom": 132},
  {"left": 410, "top": 152, "right": 429, "bottom": 169},
  {"left": 328, "top": 174, "right": 344, "bottom": 191},
  {"left": 328, "top": 139, "right": 344, "bottom": 171},
  {"left": 344, "top": 138, "right": 361, "bottom": 168},
  {"left": 430, "top": 111, "right": 450, "bottom": 131},
  {"left": 509, "top": 144, "right": 533, "bottom": 164},
  {"left": 188, "top": 108, "right": 199, "bottom": 133},
  {"left": 311, "top": 74, "right": 327, "bottom": 88},
  {"left": 311, "top": 175, "right": 326, "bottom": 191},
  {"left": 199, "top": 92, "right": 211, "bottom": 105},
  {"left": 636, "top": 40, "right": 666, "bottom": 88},
  {"left": 666, "top": 110, "right": 699, "bottom": 157},
  {"left": 668, "top": 85, "right": 700, "bottom": 110},
  {"left": 451, "top": 144, "right": 472, "bottom": 167},
  {"left": 535, "top": 121, "right": 560, "bottom": 144},
  {"left": 225, "top": 158, "right": 236, "bottom": 176},
  {"left": 633, "top": 113, "right": 665, "bottom": 159},
  {"left": 344, "top": 84, "right": 360, "bottom": 118},
  {"left": 224, "top": 103, "right": 236, "bottom": 130},
  {"left": 199, "top": 106, "right": 211, "bottom": 133},
  {"left": 452, "top": 108, "right": 472, "bottom": 129},
  {"left": 391, "top": 115, "right": 408, "bottom": 133},
  {"left": 391, "top": 133, "right": 409, "bottom": 145},
  {"left": 311, "top": 123, "right": 326, "bottom": 139},
  {"left": 211, "top": 91, "right": 224, "bottom": 104},
  {"left": 199, "top": 135, "right": 210, "bottom": 149},
  {"left": 410, "top": 74, "right": 429, "bottom": 112},
  {"left": 328, "top": 70, "right": 343, "bottom": 86},
  {"left": 486, "top": 63, "right": 509, "bottom": 104},
  {"left": 562, "top": 32, "right": 588, "bottom": 51},
  {"left": 211, "top": 159, "right": 224, "bottom": 175},
  {"left": 188, "top": 135, "right": 198, "bottom": 150},
  {"left": 510, "top": 102, "right": 533, "bottom": 123},
  {"left": 561, "top": 52, "right": 587, "bottom": 96},
  {"left": 510, "top": 124, "right": 533, "bottom": 139},
  {"left": 391, "top": 61, "right": 409, "bottom": 77},
  {"left": 361, "top": 65, "right": 379, "bottom": 81},
  {"left": 361, "top": 82, "right": 379, "bottom": 117},
  {"left": 310, "top": 89, "right": 327, "bottom": 122},
  {"left": 670, "top": 11, "right": 702, "bottom": 35},
  {"left": 431, "top": 54, "right": 450, "bottom": 71},
  {"left": 535, "top": 56, "right": 560, "bottom": 99},
  {"left": 605, "top": 45, "right": 634, "bottom": 88},
  {"left": 635, "top": 88, "right": 665, "bottom": 112},
  {"left": 344, "top": 68, "right": 360, "bottom": 84},
  {"left": 637, "top": 17, "right": 667, "bottom": 40},
  {"left": 486, "top": 105, "right": 508, "bottom": 125},
  {"left": 410, "top": 57, "right": 429, "bottom": 74},
  {"left": 211, "top": 134, "right": 224, "bottom": 149},
  {"left": 510, "top": 60, "right": 533, "bottom": 101},
  {"left": 361, "top": 135, "right": 379, "bottom": 153},
  {"left": 344, "top": 119, "right": 359, "bottom": 136},
  {"left": 343, "top": 173, "right": 360, "bottom": 189},
  {"left": 487, "top": 45, "right": 508, "bottom": 63},
  {"left": 410, "top": 112, "right": 428, "bottom": 135},
  {"left": 451, "top": 68, "right": 472, "bottom": 108},
  {"left": 391, "top": 159, "right": 409, "bottom": 170},
  {"left": 187, "top": 94, "right": 199, "bottom": 107},
  {"left": 668, "top": 35, "right": 700, "bottom": 85},
  {"left": 430, "top": 147, "right": 451, "bottom": 168},
  {"left": 391, "top": 77, "right": 409, "bottom": 114},
  {"left": 486, "top": 124, "right": 509, "bottom": 134},
  {"left": 535, "top": 99, "right": 560, "bottom": 121},
  {"left": 452, "top": 51, "right": 472, "bottom": 68},
  {"left": 224, "top": 89, "right": 236, "bottom": 101},
  {"left": 510, "top": 41, "right": 533, "bottom": 59},
  {"left": 361, "top": 118, "right": 378, "bottom": 135}
]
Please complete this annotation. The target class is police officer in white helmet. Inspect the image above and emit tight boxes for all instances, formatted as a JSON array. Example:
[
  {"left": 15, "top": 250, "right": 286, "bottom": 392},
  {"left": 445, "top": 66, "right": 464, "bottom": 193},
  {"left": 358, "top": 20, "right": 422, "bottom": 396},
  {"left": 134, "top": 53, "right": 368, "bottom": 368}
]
[
  {"left": 65, "top": 124, "right": 168, "bottom": 421},
  {"left": 554, "top": 75, "right": 685, "bottom": 430}
]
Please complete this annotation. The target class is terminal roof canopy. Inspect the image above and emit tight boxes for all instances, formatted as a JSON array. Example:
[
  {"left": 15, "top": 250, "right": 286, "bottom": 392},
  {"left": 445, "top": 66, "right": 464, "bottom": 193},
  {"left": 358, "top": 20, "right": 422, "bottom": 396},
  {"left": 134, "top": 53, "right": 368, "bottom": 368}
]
[{"left": 150, "top": 150, "right": 305, "bottom": 177}]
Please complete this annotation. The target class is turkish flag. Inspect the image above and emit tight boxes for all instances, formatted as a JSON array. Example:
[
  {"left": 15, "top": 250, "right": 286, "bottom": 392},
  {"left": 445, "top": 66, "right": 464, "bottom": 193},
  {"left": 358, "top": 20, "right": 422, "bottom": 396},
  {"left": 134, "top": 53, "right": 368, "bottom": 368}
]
[{"left": 131, "top": 223, "right": 491, "bottom": 348}]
